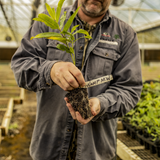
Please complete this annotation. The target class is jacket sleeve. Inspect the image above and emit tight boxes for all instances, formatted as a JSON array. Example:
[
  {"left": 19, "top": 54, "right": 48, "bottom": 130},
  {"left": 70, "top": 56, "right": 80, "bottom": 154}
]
[
  {"left": 11, "top": 19, "right": 58, "bottom": 92},
  {"left": 92, "top": 26, "right": 143, "bottom": 121}
]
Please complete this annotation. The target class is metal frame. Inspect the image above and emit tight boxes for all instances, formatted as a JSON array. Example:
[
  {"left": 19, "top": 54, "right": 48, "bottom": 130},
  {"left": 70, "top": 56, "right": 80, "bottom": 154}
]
[
  {"left": 0, "top": 0, "right": 160, "bottom": 42},
  {"left": 0, "top": 0, "right": 18, "bottom": 43}
]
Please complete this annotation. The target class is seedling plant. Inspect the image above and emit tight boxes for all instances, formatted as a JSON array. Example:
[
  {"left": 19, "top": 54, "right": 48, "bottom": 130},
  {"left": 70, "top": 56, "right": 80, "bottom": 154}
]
[
  {"left": 31, "top": 0, "right": 92, "bottom": 65},
  {"left": 31, "top": 0, "right": 93, "bottom": 119}
]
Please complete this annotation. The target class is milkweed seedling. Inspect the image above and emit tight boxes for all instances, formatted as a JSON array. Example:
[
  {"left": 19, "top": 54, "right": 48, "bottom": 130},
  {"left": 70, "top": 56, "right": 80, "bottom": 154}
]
[{"left": 31, "top": 0, "right": 92, "bottom": 65}]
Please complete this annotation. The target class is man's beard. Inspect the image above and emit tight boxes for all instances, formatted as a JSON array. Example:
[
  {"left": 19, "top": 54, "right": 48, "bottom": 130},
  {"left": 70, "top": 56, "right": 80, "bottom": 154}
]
[{"left": 81, "top": 0, "right": 106, "bottom": 18}]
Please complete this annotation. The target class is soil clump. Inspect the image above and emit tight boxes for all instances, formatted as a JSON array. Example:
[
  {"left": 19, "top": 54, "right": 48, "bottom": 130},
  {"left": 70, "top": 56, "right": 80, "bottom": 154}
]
[{"left": 66, "top": 88, "right": 92, "bottom": 119}]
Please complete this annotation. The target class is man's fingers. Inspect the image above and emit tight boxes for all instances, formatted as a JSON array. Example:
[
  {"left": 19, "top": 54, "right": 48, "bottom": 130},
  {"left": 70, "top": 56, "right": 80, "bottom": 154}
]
[
  {"left": 64, "top": 97, "right": 69, "bottom": 103},
  {"left": 76, "top": 112, "right": 94, "bottom": 125},
  {"left": 51, "top": 62, "right": 85, "bottom": 91},
  {"left": 69, "top": 67, "right": 85, "bottom": 87},
  {"left": 66, "top": 102, "right": 77, "bottom": 120},
  {"left": 63, "top": 71, "right": 79, "bottom": 89},
  {"left": 65, "top": 98, "right": 101, "bottom": 124},
  {"left": 54, "top": 77, "right": 73, "bottom": 91},
  {"left": 59, "top": 75, "right": 75, "bottom": 91},
  {"left": 89, "top": 98, "right": 101, "bottom": 116},
  {"left": 91, "top": 107, "right": 99, "bottom": 116}
]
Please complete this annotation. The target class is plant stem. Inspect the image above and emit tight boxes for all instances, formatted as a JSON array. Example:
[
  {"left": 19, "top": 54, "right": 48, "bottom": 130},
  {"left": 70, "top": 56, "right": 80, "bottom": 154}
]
[
  {"left": 70, "top": 54, "right": 75, "bottom": 65},
  {"left": 72, "top": 42, "right": 76, "bottom": 65},
  {"left": 73, "top": 36, "right": 85, "bottom": 43},
  {"left": 59, "top": 29, "right": 76, "bottom": 65}
]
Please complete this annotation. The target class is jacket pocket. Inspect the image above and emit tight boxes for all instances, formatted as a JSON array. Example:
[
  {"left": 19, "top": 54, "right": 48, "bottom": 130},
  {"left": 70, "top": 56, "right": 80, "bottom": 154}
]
[
  {"left": 87, "top": 47, "right": 120, "bottom": 80},
  {"left": 46, "top": 40, "right": 69, "bottom": 61}
]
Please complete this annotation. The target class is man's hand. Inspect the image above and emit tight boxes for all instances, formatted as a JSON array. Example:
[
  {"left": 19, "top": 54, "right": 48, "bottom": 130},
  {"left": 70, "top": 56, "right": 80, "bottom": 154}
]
[
  {"left": 64, "top": 97, "right": 101, "bottom": 125},
  {"left": 50, "top": 62, "right": 85, "bottom": 91}
]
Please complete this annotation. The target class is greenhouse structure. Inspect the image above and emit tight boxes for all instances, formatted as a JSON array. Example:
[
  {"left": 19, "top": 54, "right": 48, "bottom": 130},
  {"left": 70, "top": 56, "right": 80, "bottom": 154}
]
[{"left": 0, "top": 0, "right": 160, "bottom": 159}]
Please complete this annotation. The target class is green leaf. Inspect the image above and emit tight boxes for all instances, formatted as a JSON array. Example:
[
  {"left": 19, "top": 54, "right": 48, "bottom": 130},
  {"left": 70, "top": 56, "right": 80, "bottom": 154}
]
[
  {"left": 60, "top": 11, "right": 67, "bottom": 29},
  {"left": 61, "top": 30, "right": 70, "bottom": 35},
  {"left": 33, "top": 14, "right": 59, "bottom": 30},
  {"left": 71, "top": 25, "right": 79, "bottom": 33},
  {"left": 63, "top": 6, "right": 80, "bottom": 32},
  {"left": 69, "top": 47, "right": 74, "bottom": 54},
  {"left": 56, "top": 0, "right": 65, "bottom": 22},
  {"left": 45, "top": 3, "right": 56, "bottom": 20},
  {"left": 73, "top": 29, "right": 90, "bottom": 37},
  {"left": 56, "top": 44, "right": 72, "bottom": 53},
  {"left": 85, "top": 35, "right": 92, "bottom": 39},
  {"left": 61, "top": 31, "right": 75, "bottom": 41},
  {"left": 47, "top": 37, "right": 68, "bottom": 44},
  {"left": 33, "top": 17, "right": 41, "bottom": 21},
  {"left": 70, "top": 35, "right": 75, "bottom": 41},
  {"left": 30, "top": 32, "right": 62, "bottom": 40}
]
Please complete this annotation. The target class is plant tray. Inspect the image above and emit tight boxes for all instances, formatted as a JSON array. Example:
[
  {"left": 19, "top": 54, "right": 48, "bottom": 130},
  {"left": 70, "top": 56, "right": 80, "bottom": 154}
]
[
  {"left": 132, "top": 149, "right": 160, "bottom": 160},
  {"left": 122, "top": 121, "right": 160, "bottom": 158},
  {"left": 117, "top": 131, "right": 141, "bottom": 147},
  {"left": 122, "top": 121, "right": 137, "bottom": 139},
  {"left": 118, "top": 132, "right": 160, "bottom": 160},
  {"left": 137, "top": 133, "right": 160, "bottom": 157}
]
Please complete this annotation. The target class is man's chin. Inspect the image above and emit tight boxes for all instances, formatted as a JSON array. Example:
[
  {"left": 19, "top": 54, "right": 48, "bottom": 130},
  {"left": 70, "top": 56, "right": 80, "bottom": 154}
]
[
  {"left": 85, "top": 8, "right": 101, "bottom": 16},
  {"left": 88, "top": 5, "right": 100, "bottom": 11},
  {"left": 82, "top": 3, "right": 103, "bottom": 17},
  {"left": 83, "top": 10, "right": 103, "bottom": 18}
]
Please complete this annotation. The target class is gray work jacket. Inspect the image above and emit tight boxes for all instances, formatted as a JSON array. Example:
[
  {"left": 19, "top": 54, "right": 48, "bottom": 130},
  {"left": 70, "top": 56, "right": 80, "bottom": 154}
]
[{"left": 11, "top": 1, "right": 142, "bottom": 160}]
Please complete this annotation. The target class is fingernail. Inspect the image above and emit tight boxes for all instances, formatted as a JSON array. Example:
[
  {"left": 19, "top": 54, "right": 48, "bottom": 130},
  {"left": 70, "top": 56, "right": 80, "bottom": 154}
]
[
  {"left": 92, "top": 111, "right": 96, "bottom": 116},
  {"left": 76, "top": 112, "right": 79, "bottom": 116}
]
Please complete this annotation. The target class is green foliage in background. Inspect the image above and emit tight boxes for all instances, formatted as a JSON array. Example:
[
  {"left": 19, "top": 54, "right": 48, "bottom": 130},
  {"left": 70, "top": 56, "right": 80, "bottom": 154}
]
[
  {"left": 123, "top": 81, "right": 160, "bottom": 142},
  {"left": 31, "top": 0, "right": 92, "bottom": 65}
]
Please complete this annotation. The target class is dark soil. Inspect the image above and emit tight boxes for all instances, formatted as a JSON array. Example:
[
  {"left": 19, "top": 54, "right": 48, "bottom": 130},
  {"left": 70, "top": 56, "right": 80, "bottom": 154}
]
[
  {"left": 65, "top": 88, "right": 92, "bottom": 119},
  {"left": 0, "top": 113, "right": 35, "bottom": 160}
]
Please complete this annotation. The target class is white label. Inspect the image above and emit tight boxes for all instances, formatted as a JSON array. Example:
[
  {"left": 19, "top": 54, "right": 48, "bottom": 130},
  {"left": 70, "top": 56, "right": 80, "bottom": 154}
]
[
  {"left": 83, "top": 75, "right": 113, "bottom": 88},
  {"left": 99, "top": 40, "right": 118, "bottom": 45}
]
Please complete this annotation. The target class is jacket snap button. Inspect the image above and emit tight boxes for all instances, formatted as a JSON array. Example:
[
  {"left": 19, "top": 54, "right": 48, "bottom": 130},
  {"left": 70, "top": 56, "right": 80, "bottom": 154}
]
[
  {"left": 67, "top": 129, "right": 71, "bottom": 132},
  {"left": 80, "top": 46, "right": 83, "bottom": 50},
  {"left": 63, "top": 150, "right": 66, "bottom": 153}
]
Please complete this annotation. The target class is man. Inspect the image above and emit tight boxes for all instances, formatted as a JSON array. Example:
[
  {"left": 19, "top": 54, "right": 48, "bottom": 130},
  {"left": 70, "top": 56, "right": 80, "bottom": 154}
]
[{"left": 11, "top": 0, "right": 142, "bottom": 159}]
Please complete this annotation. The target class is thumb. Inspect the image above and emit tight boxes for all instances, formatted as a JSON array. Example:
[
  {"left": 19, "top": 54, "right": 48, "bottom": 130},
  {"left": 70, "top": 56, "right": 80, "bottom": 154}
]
[
  {"left": 89, "top": 98, "right": 101, "bottom": 116},
  {"left": 91, "top": 106, "right": 100, "bottom": 116}
]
